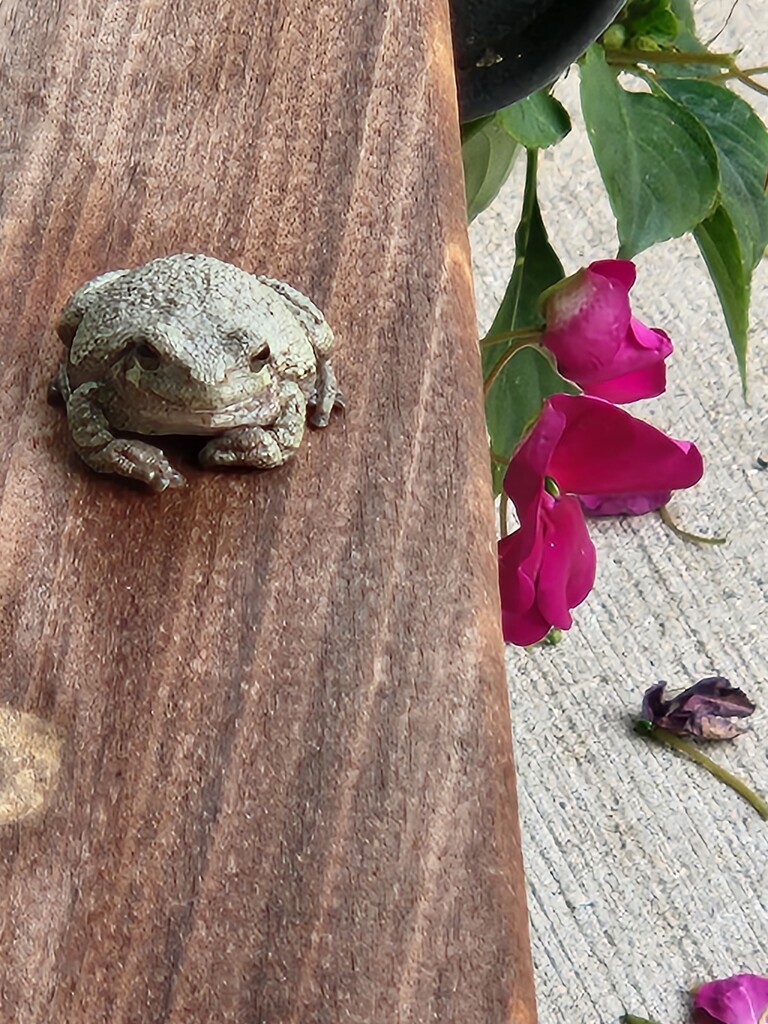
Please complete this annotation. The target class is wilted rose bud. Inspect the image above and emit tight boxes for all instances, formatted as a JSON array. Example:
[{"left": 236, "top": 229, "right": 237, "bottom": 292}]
[{"left": 641, "top": 677, "right": 756, "bottom": 740}]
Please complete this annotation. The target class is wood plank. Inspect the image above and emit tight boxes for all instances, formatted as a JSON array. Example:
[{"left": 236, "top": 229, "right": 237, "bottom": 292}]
[{"left": 0, "top": 2, "right": 536, "bottom": 1021}]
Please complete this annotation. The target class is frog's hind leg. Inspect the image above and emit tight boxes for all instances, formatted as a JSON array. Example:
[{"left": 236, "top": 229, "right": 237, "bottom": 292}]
[
  {"left": 47, "top": 363, "right": 70, "bottom": 405},
  {"left": 309, "top": 355, "right": 345, "bottom": 428}
]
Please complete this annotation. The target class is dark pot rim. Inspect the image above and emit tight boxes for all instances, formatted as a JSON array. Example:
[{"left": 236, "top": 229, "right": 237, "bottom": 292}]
[{"left": 452, "top": 0, "right": 626, "bottom": 122}]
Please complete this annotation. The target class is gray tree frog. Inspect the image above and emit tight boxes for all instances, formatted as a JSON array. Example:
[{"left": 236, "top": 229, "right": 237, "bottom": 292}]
[{"left": 49, "top": 253, "right": 344, "bottom": 491}]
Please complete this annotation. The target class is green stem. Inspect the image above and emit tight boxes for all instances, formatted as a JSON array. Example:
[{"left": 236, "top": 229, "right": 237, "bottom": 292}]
[
  {"left": 658, "top": 504, "right": 727, "bottom": 546},
  {"left": 720, "top": 67, "right": 768, "bottom": 98},
  {"left": 636, "top": 722, "right": 768, "bottom": 821},
  {"left": 622, "top": 1014, "right": 663, "bottom": 1024},
  {"left": 603, "top": 48, "right": 768, "bottom": 98},
  {"left": 604, "top": 47, "right": 736, "bottom": 67},
  {"left": 499, "top": 491, "right": 509, "bottom": 538},
  {"left": 483, "top": 342, "right": 541, "bottom": 399},
  {"left": 480, "top": 327, "right": 542, "bottom": 348}
]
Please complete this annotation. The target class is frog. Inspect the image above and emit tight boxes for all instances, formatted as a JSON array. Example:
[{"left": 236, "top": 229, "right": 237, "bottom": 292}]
[{"left": 49, "top": 253, "right": 344, "bottom": 491}]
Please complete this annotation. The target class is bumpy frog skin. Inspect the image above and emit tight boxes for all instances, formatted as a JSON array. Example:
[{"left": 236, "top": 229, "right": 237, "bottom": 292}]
[{"left": 50, "top": 253, "right": 343, "bottom": 491}]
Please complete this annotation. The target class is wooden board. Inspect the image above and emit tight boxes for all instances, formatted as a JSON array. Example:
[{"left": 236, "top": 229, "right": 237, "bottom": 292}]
[{"left": 0, "top": 2, "right": 537, "bottom": 1021}]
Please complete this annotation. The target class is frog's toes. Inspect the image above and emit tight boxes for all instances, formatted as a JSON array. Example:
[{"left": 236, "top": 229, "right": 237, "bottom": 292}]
[
  {"left": 85, "top": 439, "right": 186, "bottom": 491},
  {"left": 199, "top": 426, "right": 285, "bottom": 469},
  {"left": 308, "top": 357, "right": 344, "bottom": 428}
]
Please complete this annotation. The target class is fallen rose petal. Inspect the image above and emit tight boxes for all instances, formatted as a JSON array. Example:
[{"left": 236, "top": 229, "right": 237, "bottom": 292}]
[
  {"left": 641, "top": 678, "right": 756, "bottom": 740},
  {"left": 693, "top": 974, "right": 768, "bottom": 1024}
]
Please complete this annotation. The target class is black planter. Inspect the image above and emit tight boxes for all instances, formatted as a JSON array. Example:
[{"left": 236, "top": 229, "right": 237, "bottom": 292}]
[{"left": 451, "top": 0, "right": 626, "bottom": 122}]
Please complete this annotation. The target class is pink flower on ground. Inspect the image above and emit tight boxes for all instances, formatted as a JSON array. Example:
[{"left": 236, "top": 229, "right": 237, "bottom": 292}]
[
  {"left": 499, "top": 394, "right": 703, "bottom": 646},
  {"left": 693, "top": 974, "right": 768, "bottom": 1024},
  {"left": 642, "top": 678, "right": 756, "bottom": 740},
  {"left": 540, "top": 260, "right": 673, "bottom": 403}
]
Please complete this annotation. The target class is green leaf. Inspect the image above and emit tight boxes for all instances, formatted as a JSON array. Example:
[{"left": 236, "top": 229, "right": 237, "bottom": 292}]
[
  {"left": 621, "top": 0, "right": 678, "bottom": 45},
  {"left": 579, "top": 45, "right": 719, "bottom": 257},
  {"left": 485, "top": 201, "right": 564, "bottom": 340},
  {"left": 658, "top": 79, "right": 768, "bottom": 270},
  {"left": 497, "top": 90, "right": 571, "bottom": 149},
  {"left": 462, "top": 115, "right": 521, "bottom": 222},
  {"left": 482, "top": 153, "right": 575, "bottom": 493},
  {"left": 694, "top": 205, "right": 750, "bottom": 390},
  {"left": 668, "top": 0, "right": 694, "bottom": 32}
]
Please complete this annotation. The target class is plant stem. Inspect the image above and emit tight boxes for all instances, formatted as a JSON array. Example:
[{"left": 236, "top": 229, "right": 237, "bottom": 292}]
[
  {"left": 720, "top": 67, "right": 768, "bottom": 98},
  {"left": 604, "top": 47, "right": 736, "bottom": 67},
  {"left": 658, "top": 504, "right": 727, "bottom": 545},
  {"left": 636, "top": 721, "right": 768, "bottom": 821},
  {"left": 480, "top": 327, "right": 542, "bottom": 348},
  {"left": 603, "top": 48, "right": 768, "bottom": 98},
  {"left": 483, "top": 342, "right": 540, "bottom": 399}
]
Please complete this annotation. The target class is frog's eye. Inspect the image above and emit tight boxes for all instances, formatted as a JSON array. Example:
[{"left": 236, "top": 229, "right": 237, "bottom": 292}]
[
  {"left": 133, "top": 341, "right": 161, "bottom": 371},
  {"left": 250, "top": 343, "right": 271, "bottom": 373}
]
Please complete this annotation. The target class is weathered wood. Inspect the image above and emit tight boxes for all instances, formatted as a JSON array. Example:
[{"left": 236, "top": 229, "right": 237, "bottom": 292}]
[{"left": 0, "top": 2, "right": 536, "bottom": 1022}]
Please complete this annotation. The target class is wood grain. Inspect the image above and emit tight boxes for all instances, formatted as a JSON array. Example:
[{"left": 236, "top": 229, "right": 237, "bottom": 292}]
[{"left": 0, "top": 2, "right": 537, "bottom": 1022}]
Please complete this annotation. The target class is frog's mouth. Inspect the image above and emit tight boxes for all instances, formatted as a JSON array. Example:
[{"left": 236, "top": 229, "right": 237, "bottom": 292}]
[
  {"left": 109, "top": 392, "right": 285, "bottom": 436},
  {"left": 108, "top": 363, "right": 283, "bottom": 435}
]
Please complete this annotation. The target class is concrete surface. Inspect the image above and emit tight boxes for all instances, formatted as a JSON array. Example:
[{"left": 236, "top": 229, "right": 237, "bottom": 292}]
[{"left": 469, "top": 2, "right": 768, "bottom": 1021}]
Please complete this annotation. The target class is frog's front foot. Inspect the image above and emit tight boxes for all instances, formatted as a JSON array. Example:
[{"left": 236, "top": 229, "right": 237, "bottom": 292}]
[
  {"left": 199, "top": 382, "right": 306, "bottom": 470},
  {"left": 64, "top": 380, "right": 185, "bottom": 491},
  {"left": 83, "top": 439, "right": 186, "bottom": 491}
]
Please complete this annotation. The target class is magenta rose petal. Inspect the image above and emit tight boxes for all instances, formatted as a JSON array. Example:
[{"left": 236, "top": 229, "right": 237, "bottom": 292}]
[
  {"left": 693, "top": 974, "right": 768, "bottom": 1024},
  {"left": 541, "top": 267, "right": 630, "bottom": 383},
  {"left": 585, "top": 361, "right": 668, "bottom": 403},
  {"left": 502, "top": 399, "right": 566, "bottom": 509},
  {"left": 498, "top": 392, "right": 703, "bottom": 646},
  {"left": 535, "top": 494, "right": 596, "bottom": 627},
  {"left": 499, "top": 526, "right": 553, "bottom": 645},
  {"left": 589, "top": 258, "right": 637, "bottom": 290},
  {"left": 498, "top": 404, "right": 598, "bottom": 646},
  {"left": 630, "top": 319, "right": 674, "bottom": 358},
  {"left": 498, "top": 491, "right": 596, "bottom": 647},
  {"left": 500, "top": 594, "right": 553, "bottom": 647},
  {"left": 538, "top": 260, "right": 672, "bottom": 402},
  {"left": 547, "top": 393, "right": 704, "bottom": 497},
  {"left": 575, "top": 321, "right": 672, "bottom": 391},
  {"left": 498, "top": 526, "right": 539, "bottom": 616}
]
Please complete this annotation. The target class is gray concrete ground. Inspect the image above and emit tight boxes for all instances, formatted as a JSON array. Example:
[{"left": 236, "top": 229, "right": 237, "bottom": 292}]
[{"left": 469, "top": 2, "right": 768, "bottom": 1021}]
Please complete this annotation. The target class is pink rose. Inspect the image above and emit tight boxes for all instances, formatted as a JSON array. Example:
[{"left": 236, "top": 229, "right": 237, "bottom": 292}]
[
  {"left": 540, "top": 260, "right": 673, "bottom": 403},
  {"left": 499, "top": 394, "right": 703, "bottom": 645},
  {"left": 693, "top": 974, "right": 768, "bottom": 1024}
]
